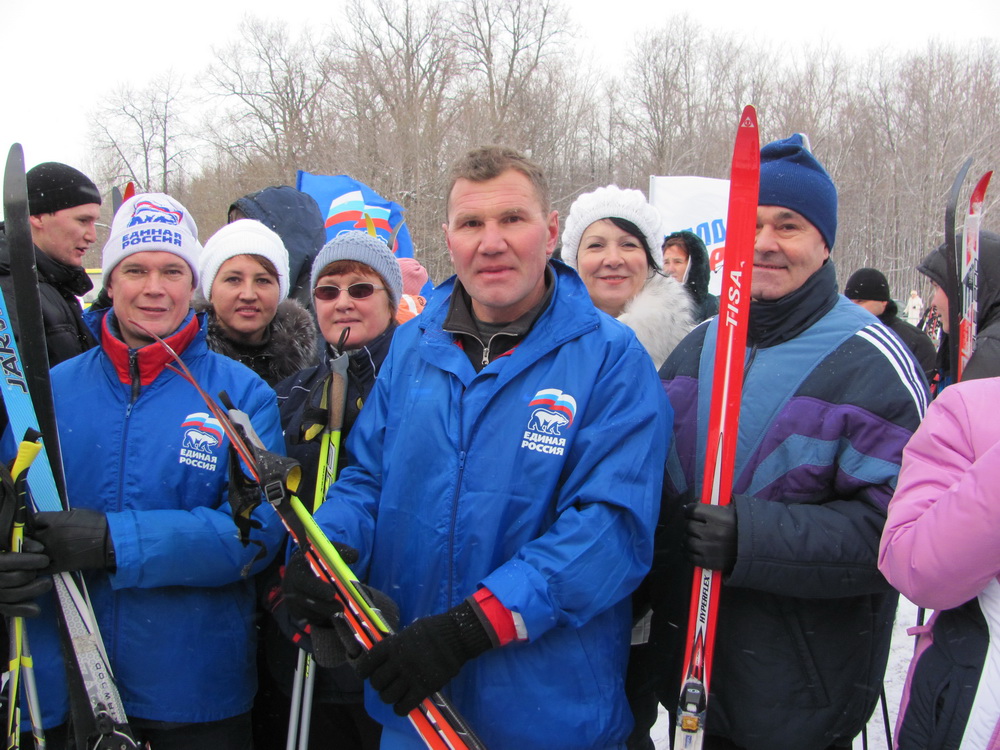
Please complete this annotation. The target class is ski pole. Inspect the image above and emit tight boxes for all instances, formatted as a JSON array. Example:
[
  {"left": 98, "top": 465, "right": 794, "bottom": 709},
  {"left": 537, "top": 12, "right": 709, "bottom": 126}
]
[
  {"left": 287, "top": 329, "right": 350, "bottom": 750},
  {"left": 5, "top": 434, "right": 47, "bottom": 750}
]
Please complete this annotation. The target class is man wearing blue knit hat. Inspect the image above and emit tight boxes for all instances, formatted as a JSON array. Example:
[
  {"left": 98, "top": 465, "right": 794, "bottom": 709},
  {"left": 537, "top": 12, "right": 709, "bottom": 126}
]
[{"left": 636, "top": 134, "right": 930, "bottom": 749}]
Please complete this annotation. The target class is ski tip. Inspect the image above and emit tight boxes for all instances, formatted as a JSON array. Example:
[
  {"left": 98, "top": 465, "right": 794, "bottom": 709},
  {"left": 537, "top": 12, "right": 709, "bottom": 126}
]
[
  {"left": 971, "top": 170, "right": 993, "bottom": 203},
  {"left": 739, "top": 105, "right": 757, "bottom": 129},
  {"left": 5, "top": 143, "right": 25, "bottom": 178}
]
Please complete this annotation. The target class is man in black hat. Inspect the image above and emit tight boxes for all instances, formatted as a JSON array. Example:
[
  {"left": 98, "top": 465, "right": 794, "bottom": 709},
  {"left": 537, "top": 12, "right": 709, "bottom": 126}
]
[
  {"left": 0, "top": 161, "right": 101, "bottom": 366},
  {"left": 844, "top": 267, "right": 936, "bottom": 381}
]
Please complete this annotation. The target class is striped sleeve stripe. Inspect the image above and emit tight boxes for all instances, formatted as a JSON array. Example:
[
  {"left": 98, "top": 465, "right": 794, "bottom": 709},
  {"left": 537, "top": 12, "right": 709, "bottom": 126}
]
[{"left": 856, "top": 324, "right": 928, "bottom": 416}]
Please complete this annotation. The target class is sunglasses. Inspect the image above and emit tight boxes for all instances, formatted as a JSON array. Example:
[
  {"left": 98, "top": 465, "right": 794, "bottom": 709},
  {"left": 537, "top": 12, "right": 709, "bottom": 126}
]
[{"left": 313, "top": 283, "right": 386, "bottom": 301}]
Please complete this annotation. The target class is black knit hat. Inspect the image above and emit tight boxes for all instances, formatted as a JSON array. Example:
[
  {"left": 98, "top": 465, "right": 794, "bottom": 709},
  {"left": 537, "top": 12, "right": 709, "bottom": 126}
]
[
  {"left": 25, "top": 162, "right": 101, "bottom": 215},
  {"left": 844, "top": 268, "right": 891, "bottom": 302}
]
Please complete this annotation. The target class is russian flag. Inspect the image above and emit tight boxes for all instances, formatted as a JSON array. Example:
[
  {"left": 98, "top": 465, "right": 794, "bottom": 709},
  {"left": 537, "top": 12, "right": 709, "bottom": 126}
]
[
  {"left": 529, "top": 389, "right": 578, "bottom": 426},
  {"left": 295, "top": 171, "right": 414, "bottom": 259}
]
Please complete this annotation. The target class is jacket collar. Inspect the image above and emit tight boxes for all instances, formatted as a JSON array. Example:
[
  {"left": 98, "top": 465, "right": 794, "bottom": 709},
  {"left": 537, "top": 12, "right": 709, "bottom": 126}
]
[
  {"left": 748, "top": 260, "right": 839, "bottom": 348},
  {"left": 0, "top": 238, "right": 94, "bottom": 297},
  {"left": 419, "top": 260, "right": 599, "bottom": 381},
  {"left": 443, "top": 267, "right": 554, "bottom": 340},
  {"left": 100, "top": 309, "right": 201, "bottom": 385}
]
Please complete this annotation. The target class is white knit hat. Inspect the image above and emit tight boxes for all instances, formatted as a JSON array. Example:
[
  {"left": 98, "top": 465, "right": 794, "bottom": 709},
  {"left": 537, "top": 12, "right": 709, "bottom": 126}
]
[
  {"left": 103, "top": 193, "right": 201, "bottom": 286},
  {"left": 310, "top": 231, "right": 403, "bottom": 310},
  {"left": 199, "top": 220, "right": 291, "bottom": 301},
  {"left": 560, "top": 185, "right": 664, "bottom": 271}
]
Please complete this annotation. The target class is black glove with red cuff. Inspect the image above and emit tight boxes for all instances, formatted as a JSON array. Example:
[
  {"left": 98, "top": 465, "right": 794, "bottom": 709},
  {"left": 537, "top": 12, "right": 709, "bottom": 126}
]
[{"left": 355, "top": 600, "right": 495, "bottom": 716}]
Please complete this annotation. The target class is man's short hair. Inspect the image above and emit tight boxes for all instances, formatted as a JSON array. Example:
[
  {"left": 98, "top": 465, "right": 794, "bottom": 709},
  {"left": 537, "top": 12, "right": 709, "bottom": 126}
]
[{"left": 448, "top": 146, "right": 550, "bottom": 214}]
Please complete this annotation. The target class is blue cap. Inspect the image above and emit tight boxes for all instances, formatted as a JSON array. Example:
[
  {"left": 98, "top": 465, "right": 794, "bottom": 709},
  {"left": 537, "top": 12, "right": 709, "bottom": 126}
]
[{"left": 759, "top": 134, "right": 838, "bottom": 250}]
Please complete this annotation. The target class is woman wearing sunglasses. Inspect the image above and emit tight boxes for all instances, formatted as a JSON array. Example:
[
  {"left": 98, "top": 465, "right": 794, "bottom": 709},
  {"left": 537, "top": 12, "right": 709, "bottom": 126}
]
[
  {"left": 197, "top": 219, "right": 317, "bottom": 385},
  {"left": 260, "top": 230, "right": 405, "bottom": 750}
]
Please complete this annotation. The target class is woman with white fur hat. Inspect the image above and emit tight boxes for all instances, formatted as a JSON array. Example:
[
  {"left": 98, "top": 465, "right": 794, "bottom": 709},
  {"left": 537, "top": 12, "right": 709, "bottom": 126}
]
[
  {"left": 561, "top": 185, "right": 694, "bottom": 368},
  {"left": 197, "top": 219, "right": 317, "bottom": 385}
]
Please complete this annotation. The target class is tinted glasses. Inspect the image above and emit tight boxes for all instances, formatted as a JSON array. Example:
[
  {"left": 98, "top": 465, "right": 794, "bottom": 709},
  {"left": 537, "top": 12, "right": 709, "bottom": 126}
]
[{"left": 313, "top": 282, "right": 385, "bottom": 301}]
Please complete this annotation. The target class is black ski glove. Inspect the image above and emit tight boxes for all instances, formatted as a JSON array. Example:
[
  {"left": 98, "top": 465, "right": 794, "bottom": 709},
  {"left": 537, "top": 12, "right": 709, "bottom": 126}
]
[
  {"left": 355, "top": 600, "right": 494, "bottom": 716},
  {"left": 281, "top": 547, "right": 400, "bottom": 668},
  {"left": 282, "top": 545, "right": 360, "bottom": 626},
  {"left": 683, "top": 502, "right": 738, "bottom": 573},
  {"left": 0, "top": 539, "right": 53, "bottom": 618},
  {"left": 29, "top": 509, "right": 116, "bottom": 574}
]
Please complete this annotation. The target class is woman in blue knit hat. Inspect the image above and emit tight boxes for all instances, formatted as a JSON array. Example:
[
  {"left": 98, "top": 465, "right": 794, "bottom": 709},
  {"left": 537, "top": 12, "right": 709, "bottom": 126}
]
[{"left": 255, "top": 230, "right": 404, "bottom": 750}]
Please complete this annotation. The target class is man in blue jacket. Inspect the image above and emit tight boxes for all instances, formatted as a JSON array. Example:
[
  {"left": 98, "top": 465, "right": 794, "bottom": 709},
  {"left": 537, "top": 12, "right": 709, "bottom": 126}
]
[
  {"left": 9, "top": 193, "right": 285, "bottom": 749},
  {"left": 284, "top": 146, "right": 670, "bottom": 749},
  {"left": 641, "top": 135, "right": 928, "bottom": 750}
]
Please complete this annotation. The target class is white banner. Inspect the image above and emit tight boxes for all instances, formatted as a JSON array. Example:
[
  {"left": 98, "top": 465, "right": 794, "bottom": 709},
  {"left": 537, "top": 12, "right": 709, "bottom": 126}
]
[{"left": 648, "top": 175, "right": 730, "bottom": 294}]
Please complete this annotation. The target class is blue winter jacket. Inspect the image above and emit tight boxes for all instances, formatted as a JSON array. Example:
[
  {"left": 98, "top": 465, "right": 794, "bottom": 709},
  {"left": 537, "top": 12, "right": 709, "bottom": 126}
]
[
  {"left": 313, "top": 261, "right": 670, "bottom": 749},
  {"left": 26, "top": 309, "right": 285, "bottom": 728}
]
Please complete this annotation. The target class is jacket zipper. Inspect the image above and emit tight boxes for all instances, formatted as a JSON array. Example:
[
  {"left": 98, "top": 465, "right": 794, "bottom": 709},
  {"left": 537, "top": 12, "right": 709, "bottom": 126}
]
[{"left": 111, "top": 348, "right": 141, "bottom": 672}]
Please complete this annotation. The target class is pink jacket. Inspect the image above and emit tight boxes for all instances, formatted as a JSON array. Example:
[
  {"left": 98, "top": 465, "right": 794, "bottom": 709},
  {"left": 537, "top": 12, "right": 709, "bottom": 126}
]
[
  {"left": 879, "top": 377, "right": 1000, "bottom": 750},
  {"left": 879, "top": 377, "right": 1000, "bottom": 608}
]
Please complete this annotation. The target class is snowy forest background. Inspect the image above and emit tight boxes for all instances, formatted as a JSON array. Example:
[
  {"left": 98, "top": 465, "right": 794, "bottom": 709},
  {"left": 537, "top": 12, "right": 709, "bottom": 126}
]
[{"left": 83, "top": 0, "right": 1000, "bottom": 298}]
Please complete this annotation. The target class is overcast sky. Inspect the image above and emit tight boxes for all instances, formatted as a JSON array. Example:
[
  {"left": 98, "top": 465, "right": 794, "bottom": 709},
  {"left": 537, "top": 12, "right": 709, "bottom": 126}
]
[{"left": 3, "top": 0, "right": 999, "bottom": 208}]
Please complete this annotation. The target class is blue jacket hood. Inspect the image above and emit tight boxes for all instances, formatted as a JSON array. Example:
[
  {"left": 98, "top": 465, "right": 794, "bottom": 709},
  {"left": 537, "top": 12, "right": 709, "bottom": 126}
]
[{"left": 231, "top": 186, "right": 326, "bottom": 302}]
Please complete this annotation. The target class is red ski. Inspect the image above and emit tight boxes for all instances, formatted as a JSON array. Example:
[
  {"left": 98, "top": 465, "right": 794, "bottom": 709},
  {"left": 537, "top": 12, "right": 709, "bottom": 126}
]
[
  {"left": 957, "top": 170, "right": 993, "bottom": 381},
  {"left": 674, "top": 105, "right": 759, "bottom": 750}
]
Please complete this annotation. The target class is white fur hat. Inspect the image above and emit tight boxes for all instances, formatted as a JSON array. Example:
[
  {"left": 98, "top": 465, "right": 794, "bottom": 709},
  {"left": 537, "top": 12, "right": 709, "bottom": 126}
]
[
  {"left": 199, "top": 219, "right": 291, "bottom": 301},
  {"left": 560, "top": 185, "right": 664, "bottom": 271},
  {"left": 102, "top": 193, "right": 202, "bottom": 286}
]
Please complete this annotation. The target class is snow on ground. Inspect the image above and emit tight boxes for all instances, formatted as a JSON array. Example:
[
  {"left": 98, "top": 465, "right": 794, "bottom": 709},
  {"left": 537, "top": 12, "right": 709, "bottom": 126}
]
[{"left": 650, "top": 597, "right": 919, "bottom": 750}]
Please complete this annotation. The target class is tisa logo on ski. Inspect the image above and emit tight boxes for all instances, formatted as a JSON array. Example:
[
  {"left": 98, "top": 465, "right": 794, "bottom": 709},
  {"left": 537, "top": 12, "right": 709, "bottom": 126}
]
[
  {"left": 521, "top": 388, "right": 577, "bottom": 456},
  {"left": 179, "top": 413, "right": 225, "bottom": 471}
]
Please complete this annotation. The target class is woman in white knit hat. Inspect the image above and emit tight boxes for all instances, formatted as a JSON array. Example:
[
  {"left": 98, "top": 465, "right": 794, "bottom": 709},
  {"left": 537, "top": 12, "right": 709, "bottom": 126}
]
[
  {"left": 198, "top": 219, "right": 317, "bottom": 385},
  {"left": 561, "top": 185, "right": 694, "bottom": 368}
]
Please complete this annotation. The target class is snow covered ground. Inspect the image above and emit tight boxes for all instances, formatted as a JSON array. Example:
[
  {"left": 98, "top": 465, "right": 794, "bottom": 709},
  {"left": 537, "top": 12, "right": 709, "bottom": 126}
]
[{"left": 650, "top": 597, "right": 919, "bottom": 750}]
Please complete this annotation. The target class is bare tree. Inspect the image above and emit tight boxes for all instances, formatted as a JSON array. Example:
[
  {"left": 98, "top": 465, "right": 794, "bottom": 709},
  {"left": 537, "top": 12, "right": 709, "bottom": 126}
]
[
  {"left": 90, "top": 71, "right": 189, "bottom": 193},
  {"left": 203, "top": 16, "right": 338, "bottom": 182},
  {"left": 452, "top": 0, "right": 568, "bottom": 143},
  {"left": 332, "top": 0, "right": 463, "bottom": 277}
]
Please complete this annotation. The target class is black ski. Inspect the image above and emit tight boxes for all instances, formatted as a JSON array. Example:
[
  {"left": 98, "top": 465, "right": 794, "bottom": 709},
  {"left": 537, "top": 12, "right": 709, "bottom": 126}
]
[
  {"left": 2, "top": 143, "right": 141, "bottom": 749},
  {"left": 944, "top": 157, "right": 973, "bottom": 384}
]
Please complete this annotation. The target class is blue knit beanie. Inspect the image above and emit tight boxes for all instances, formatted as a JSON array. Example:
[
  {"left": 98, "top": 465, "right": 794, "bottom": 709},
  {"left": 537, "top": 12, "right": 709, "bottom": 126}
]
[
  {"left": 759, "top": 134, "right": 838, "bottom": 250},
  {"left": 310, "top": 231, "right": 403, "bottom": 310}
]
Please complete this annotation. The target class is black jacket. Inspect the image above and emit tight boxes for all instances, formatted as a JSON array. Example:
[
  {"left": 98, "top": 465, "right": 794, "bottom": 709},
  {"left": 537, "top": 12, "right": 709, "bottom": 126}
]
[
  {"left": 666, "top": 230, "right": 719, "bottom": 323},
  {"left": 918, "top": 230, "right": 1000, "bottom": 382},
  {"left": 261, "top": 323, "right": 396, "bottom": 705},
  {"left": 879, "top": 300, "right": 937, "bottom": 381},
  {"left": 0, "top": 226, "right": 97, "bottom": 367}
]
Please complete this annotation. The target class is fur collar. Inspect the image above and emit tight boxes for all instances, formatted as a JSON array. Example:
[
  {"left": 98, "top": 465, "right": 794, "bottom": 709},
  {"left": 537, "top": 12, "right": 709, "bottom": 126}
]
[
  {"left": 616, "top": 272, "right": 695, "bottom": 368},
  {"left": 198, "top": 298, "right": 319, "bottom": 385}
]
